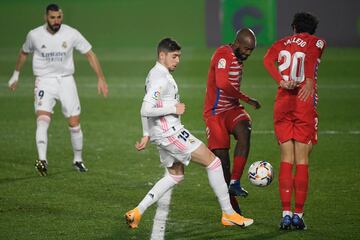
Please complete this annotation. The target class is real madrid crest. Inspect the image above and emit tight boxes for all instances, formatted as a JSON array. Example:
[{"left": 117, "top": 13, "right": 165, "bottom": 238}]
[{"left": 62, "top": 41, "right": 67, "bottom": 49}]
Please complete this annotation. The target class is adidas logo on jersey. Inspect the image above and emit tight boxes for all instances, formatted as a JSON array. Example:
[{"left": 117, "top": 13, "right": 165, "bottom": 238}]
[{"left": 41, "top": 45, "right": 46, "bottom": 49}]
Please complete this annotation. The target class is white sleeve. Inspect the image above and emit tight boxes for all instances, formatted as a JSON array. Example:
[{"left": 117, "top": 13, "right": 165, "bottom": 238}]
[
  {"left": 140, "top": 100, "right": 176, "bottom": 117},
  {"left": 22, "top": 32, "right": 33, "bottom": 53},
  {"left": 74, "top": 29, "right": 92, "bottom": 54},
  {"left": 141, "top": 115, "right": 149, "bottom": 136}
]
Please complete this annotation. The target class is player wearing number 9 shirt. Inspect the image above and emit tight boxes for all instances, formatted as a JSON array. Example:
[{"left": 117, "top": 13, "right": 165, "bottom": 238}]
[
  {"left": 8, "top": 4, "right": 108, "bottom": 175},
  {"left": 263, "top": 12, "right": 326, "bottom": 230}
]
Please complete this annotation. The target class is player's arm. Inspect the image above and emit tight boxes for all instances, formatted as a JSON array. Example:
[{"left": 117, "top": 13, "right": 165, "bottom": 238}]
[
  {"left": 85, "top": 50, "right": 108, "bottom": 97},
  {"left": 214, "top": 55, "right": 251, "bottom": 103},
  {"left": 8, "top": 50, "right": 28, "bottom": 91},
  {"left": 141, "top": 77, "right": 185, "bottom": 117},
  {"left": 135, "top": 116, "right": 150, "bottom": 151},
  {"left": 298, "top": 39, "right": 326, "bottom": 101}
]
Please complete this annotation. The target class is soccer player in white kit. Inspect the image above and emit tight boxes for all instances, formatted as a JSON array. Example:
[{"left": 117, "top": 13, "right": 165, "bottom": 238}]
[
  {"left": 8, "top": 4, "right": 108, "bottom": 176},
  {"left": 124, "top": 38, "right": 254, "bottom": 229}
]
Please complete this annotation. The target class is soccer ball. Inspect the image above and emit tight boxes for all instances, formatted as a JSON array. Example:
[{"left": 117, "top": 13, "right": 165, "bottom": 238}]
[{"left": 248, "top": 161, "right": 273, "bottom": 187}]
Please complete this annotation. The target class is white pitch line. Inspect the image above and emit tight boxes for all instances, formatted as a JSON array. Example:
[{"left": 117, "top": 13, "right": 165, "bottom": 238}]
[{"left": 190, "top": 130, "right": 360, "bottom": 135}]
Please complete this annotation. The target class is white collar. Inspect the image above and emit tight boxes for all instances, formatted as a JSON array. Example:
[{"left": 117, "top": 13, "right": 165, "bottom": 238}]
[{"left": 155, "top": 61, "right": 170, "bottom": 74}]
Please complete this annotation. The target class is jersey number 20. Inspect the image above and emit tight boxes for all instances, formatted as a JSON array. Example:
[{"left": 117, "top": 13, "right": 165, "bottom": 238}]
[{"left": 278, "top": 50, "right": 305, "bottom": 83}]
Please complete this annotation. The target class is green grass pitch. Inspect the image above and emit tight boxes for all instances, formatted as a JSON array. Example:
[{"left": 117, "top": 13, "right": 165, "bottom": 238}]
[{"left": 0, "top": 1, "right": 359, "bottom": 239}]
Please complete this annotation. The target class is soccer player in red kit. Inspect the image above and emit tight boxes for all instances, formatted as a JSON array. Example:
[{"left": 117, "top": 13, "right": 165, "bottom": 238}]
[
  {"left": 203, "top": 28, "right": 261, "bottom": 214},
  {"left": 263, "top": 12, "right": 326, "bottom": 230}
]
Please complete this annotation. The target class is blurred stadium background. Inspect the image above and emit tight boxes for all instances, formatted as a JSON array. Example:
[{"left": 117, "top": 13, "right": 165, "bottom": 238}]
[{"left": 0, "top": 0, "right": 359, "bottom": 239}]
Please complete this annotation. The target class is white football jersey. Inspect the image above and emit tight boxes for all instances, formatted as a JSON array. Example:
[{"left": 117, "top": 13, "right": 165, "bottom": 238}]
[
  {"left": 143, "top": 62, "right": 183, "bottom": 141},
  {"left": 22, "top": 24, "right": 91, "bottom": 77}
]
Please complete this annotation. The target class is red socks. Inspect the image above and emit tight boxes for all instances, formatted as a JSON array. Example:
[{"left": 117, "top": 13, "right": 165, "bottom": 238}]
[
  {"left": 294, "top": 164, "right": 309, "bottom": 213},
  {"left": 278, "top": 162, "right": 293, "bottom": 211},
  {"left": 279, "top": 162, "right": 309, "bottom": 213},
  {"left": 231, "top": 156, "right": 247, "bottom": 180}
]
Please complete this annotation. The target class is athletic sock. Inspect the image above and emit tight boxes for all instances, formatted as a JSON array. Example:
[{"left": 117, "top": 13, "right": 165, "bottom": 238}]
[
  {"left": 206, "top": 157, "right": 234, "bottom": 215},
  {"left": 69, "top": 125, "right": 83, "bottom": 163},
  {"left": 36, "top": 115, "right": 51, "bottom": 161},
  {"left": 231, "top": 156, "right": 247, "bottom": 181},
  {"left": 294, "top": 164, "right": 309, "bottom": 213},
  {"left": 282, "top": 210, "right": 293, "bottom": 218},
  {"left": 137, "top": 173, "right": 183, "bottom": 215},
  {"left": 279, "top": 162, "right": 293, "bottom": 211}
]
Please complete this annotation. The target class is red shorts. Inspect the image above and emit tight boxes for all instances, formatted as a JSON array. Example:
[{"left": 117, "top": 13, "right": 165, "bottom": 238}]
[
  {"left": 204, "top": 107, "right": 251, "bottom": 150},
  {"left": 274, "top": 89, "right": 318, "bottom": 144}
]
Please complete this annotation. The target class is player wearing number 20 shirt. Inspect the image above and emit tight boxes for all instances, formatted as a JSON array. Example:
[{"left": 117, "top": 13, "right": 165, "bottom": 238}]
[{"left": 263, "top": 22, "right": 326, "bottom": 145}]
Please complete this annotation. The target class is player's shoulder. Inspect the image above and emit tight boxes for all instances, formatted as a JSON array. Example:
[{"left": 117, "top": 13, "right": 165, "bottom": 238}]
[
  {"left": 307, "top": 34, "right": 326, "bottom": 50},
  {"left": 60, "top": 24, "right": 79, "bottom": 34},
  {"left": 147, "top": 63, "right": 168, "bottom": 84},
  {"left": 28, "top": 25, "right": 46, "bottom": 36},
  {"left": 214, "top": 45, "right": 232, "bottom": 56}
]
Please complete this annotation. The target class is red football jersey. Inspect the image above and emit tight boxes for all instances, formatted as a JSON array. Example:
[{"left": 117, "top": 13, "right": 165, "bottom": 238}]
[
  {"left": 264, "top": 32, "right": 326, "bottom": 86},
  {"left": 203, "top": 45, "right": 250, "bottom": 119}
]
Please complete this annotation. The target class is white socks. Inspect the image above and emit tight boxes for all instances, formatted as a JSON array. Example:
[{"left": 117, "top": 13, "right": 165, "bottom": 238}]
[
  {"left": 36, "top": 115, "right": 51, "bottom": 161},
  {"left": 137, "top": 173, "right": 183, "bottom": 215},
  {"left": 206, "top": 157, "right": 234, "bottom": 215},
  {"left": 69, "top": 125, "right": 83, "bottom": 163},
  {"left": 282, "top": 211, "right": 293, "bottom": 217}
]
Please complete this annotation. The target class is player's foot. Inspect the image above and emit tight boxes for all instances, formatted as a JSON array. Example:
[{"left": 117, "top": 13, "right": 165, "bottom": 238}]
[
  {"left": 125, "top": 207, "right": 142, "bottom": 229},
  {"left": 221, "top": 212, "right": 253, "bottom": 227},
  {"left": 229, "top": 180, "right": 248, "bottom": 197},
  {"left": 292, "top": 214, "right": 307, "bottom": 230},
  {"left": 73, "top": 161, "right": 88, "bottom": 172},
  {"left": 279, "top": 215, "right": 292, "bottom": 230},
  {"left": 35, "top": 159, "right": 48, "bottom": 176}
]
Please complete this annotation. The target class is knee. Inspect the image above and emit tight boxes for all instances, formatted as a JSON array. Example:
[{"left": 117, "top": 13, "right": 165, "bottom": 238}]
[
  {"left": 68, "top": 116, "right": 80, "bottom": 128},
  {"left": 169, "top": 174, "right": 184, "bottom": 184}
]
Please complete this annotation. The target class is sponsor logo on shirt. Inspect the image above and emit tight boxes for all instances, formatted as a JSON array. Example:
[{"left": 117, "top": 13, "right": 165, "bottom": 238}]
[{"left": 218, "top": 58, "right": 226, "bottom": 69}]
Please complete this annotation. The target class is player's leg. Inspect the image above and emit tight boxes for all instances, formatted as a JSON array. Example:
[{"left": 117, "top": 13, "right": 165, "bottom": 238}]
[
  {"left": 206, "top": 116, "right": 241, "bottom": 213},
  {"left": 35, "top": 111, "right": 52, "bottom": 176},
  {"left": 191, "top": 144, "right": 253, "bottom": 227},
  {"left": 34, "top": 78, "right": 57, "bottom": 176},
  {"left": 292, "top": 141, "right": 312, "bottom": 230},
  {"left": 278, "top": 140, "right": 295, "bottom": 229},
  {"left": 229, "top": 119, "right": 251, "bottom": 197},
  {"left": 67, "top": 115, "right": 87, "bottom": 172},
  {"left": 59, "top": 76, "right": 86, "bottom": 171},
  {"left": 213, "top": 149, "right": 242, "bottom": 214},
  {"left": 125, "top": 162, "right": 184, "bottom": 229}
]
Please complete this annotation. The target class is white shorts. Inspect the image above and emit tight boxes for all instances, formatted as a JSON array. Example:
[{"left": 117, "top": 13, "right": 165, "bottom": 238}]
[
  {"left": 34, "top": 75, "right": 81, "bottom": 117},
  {"left": 155, "top": 128, "right": 203, "bottom": 168}
]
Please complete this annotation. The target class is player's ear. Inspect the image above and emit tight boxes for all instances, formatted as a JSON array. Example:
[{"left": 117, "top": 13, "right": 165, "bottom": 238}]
[{"left": 159, "top": 52, "right": 165, "bottom": 61}]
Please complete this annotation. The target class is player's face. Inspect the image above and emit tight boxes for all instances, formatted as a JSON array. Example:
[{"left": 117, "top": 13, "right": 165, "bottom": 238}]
[
  {"left": 234, "top": 40, "right": 255, "bottom": 62},
  {"left": 46, "top": 10, "right": 63, "bottom": 33},
  {"left": 163, "top": 51, "right": 181, "bottom": 72}
]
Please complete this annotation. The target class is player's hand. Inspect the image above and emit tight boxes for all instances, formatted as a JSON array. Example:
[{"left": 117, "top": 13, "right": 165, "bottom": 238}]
[
  {"left": 8, "top": 70, "right": 20, "bottom": 91},
  {"left": 175, "top": 103, "right": 185, "bottom": 115},
  {"left": 279, "top": 80, "right": 297, "bottom": 90},
  {"left": 248, "top": 98, "right": 261, "bottom": 109},
  {"left": 98, "top": 79, "right": 108, "bottom": 97},
  {"left": 298, "top": 78, "right": 314, "bottom": 101},
  {"left": 135, "top": 136, "right": 150, "bottom": 151}
]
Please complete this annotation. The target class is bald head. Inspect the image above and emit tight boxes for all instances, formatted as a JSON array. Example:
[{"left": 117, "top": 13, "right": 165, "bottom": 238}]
[{"left": 232, "top": 28, "right": 256, "bottom": 62}]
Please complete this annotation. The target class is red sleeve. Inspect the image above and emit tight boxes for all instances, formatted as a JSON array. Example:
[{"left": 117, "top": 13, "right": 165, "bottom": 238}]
[
  {"left": 214, "top": 51, "right": 250, "bottom": 102},
  {"left": 263, "top": 43, "right": 283, "bottom": 84},
  {"left": 305, "top": 38, "right": 326, "bottom": 79}
]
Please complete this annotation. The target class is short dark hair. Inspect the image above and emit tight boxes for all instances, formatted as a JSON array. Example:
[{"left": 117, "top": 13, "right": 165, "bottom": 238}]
[
  {"left": 292, "top": 12, "right": 319, "bottom": 35},
  {"left": 157, "top": 38, "right": 181, "bottom": 55},
  {"left": 46, "top": 4, "right": 60, "bottom": 14}
]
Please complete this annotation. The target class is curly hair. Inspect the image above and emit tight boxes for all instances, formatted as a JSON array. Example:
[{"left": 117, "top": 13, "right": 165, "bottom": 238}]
[{"left": 291, "top": 12, "right": 319, "bottom": 35}]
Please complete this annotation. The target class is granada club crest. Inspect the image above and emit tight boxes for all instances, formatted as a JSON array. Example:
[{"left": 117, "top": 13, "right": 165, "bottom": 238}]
[{"left": 62, "top": 41, "right": 67, "bottom": 49}]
